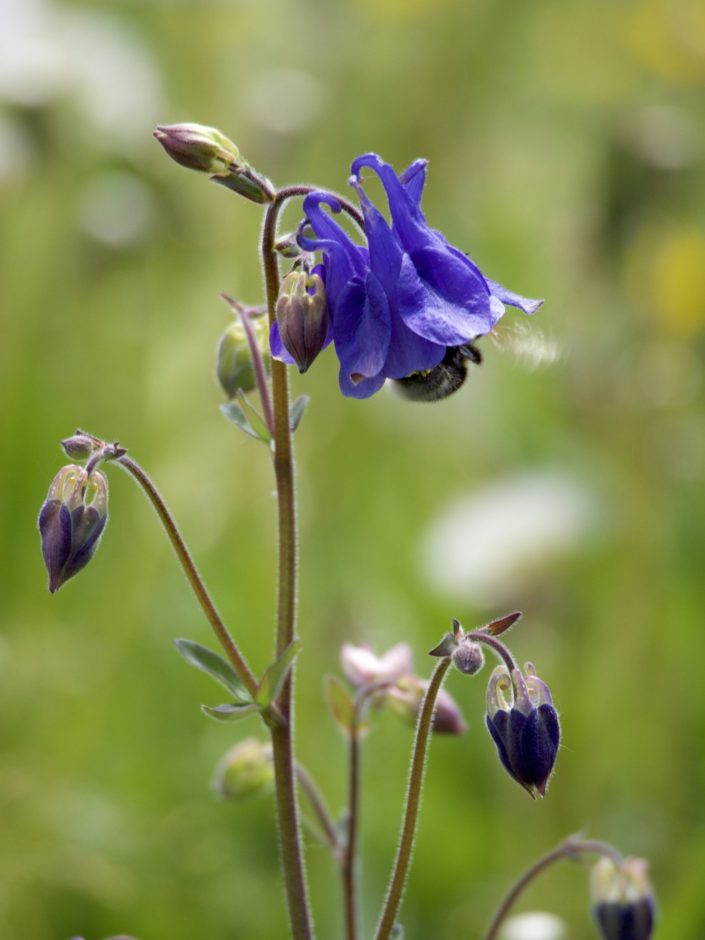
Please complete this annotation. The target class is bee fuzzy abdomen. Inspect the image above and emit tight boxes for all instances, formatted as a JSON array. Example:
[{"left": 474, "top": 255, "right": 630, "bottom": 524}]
[{"left": 393, "top": 344, "right": 481, "bottom": 402}]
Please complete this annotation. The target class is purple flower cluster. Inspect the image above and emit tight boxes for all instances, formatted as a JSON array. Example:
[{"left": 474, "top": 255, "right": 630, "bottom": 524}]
[{"left": 272, "top": 153, "right": 542, "bottom": 399}]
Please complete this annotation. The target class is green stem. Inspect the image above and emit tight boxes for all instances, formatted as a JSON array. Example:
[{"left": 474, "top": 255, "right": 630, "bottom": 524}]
[
  {"left": 482, "top": 838, "right": 624, "bottom": 940},
  {"left": 116, "top": 454, "right": 258, "bottom": 700},
  {"left": 374, "top": 657, "right": 453, "bottom": 940},
  {"left": 343, "top": 698, "right": 364, "bottom": 940},
  {"left": 262, "top": 189, "right": 313, "bottom": 940}
]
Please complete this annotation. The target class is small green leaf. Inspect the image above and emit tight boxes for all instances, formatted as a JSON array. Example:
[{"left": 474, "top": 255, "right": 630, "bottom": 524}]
[
  {"left": 175, "top": 639, "right": 251, "bottom": 703},
  {"left": 289, "top": 395, "right": 310, "bottom": 432},
  {"left": 236, "top": 389, "right": 271, "bottom": 442},
  {"left": 220, "top": 401, "right": 263, "bottom": 441},
  {"left": 325, "top": 675, "right": 356, "bottom": 733},
  {"left": 201, "top": 702, "right": 260, "bottom": 722},
  {"left": 257, "top": 639, "right": 302, "bottom": 706}
]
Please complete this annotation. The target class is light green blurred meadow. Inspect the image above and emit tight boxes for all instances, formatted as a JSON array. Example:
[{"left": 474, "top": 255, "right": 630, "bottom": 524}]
[{"left": 2, "top": 0, "right": 705, "bottom": 937}]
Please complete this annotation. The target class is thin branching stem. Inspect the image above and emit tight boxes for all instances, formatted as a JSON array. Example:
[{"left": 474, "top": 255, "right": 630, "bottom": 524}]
[
  {"left": 374, "top": 657, "right": 453, "bottom": 940},
  {"left": 116, "top": 454, "right": 258, "bottom": 700},
  {"left": 295, "top": 762, "right": 341, "bottom": 856},
  {"left": 482, "top": 837, "right": 624, "bottom": 940}
]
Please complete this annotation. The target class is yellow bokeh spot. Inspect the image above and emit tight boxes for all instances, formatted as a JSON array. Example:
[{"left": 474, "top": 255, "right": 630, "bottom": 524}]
[
  {"left": 652, "top": 228, "right": 705, "bottom": 336},
  {"left": 624, "top": 0, "right": 705, "bottom": 84}
]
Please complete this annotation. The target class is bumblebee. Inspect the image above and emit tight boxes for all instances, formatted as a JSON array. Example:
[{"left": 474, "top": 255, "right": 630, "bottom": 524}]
[{"left": 393, "top": 343, "right": 482, "bottom": 402}]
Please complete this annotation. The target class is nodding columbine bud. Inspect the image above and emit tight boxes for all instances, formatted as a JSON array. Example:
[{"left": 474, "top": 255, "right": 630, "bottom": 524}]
[
  {"left": 388, "top": 675, "right": 467, "bottom": 735},
  {"left": 451, "top": 639, "right": 485, "bottom": 675},
  {"left": 217, "top": 314, "right": 270, "bottom": 398},
  {"left": 212, "top": 738, "right": 274, "bottom": 801},
  {"left": 38, "top": 465, "right": 108, "bottom": 593},
  {"left": 275, "top": 270, "right": 329, "bottom": 373},
  {"left": 60, "top": 431, "right": 104, "bottom": 460},
  {"left": 154, "top": 123, "right": 240, "bottom": 174},
  {"left": 154, "top": 123, "right": 272, "bottom": 204},
  {"left": 485, "top": 662, "right": 560, "bottom": 798},
  {"left": 591, "top": 857, "right": 656, "bottom": 940}
]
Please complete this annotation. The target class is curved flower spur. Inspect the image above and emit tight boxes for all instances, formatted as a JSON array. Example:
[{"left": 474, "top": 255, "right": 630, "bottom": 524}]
[{"left": 271, "top": 153, "right": 542, "bottom": 399}]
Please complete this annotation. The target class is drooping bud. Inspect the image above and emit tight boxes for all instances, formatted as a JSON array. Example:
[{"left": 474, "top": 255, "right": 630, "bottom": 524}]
[
  {"left": 38, "top": 465, "right": 109, "bottom": 593},
  {"left": 591, "top": 857, "right": 656, "bottom": 940},
  {"left": 154, "top": 123, "right": 240, "bottom": 174},
  {"left": 154, "top": 123, "right": 273, "bottom": 204},
  {"left": 274, "top": 233, "right": 303, "bottom": 259},
  {"left": 217, "top": 313, "right": 270, "bottom": 398},
  {"left": 341, "top": 642, "right": 412, "bottom": 688},
  {"left": 60, "top": 430, "right": 104, "bottom": 460},
  {"left": 387, "top": 675, "right": 467, "bottom": 735},
  {"left": 451, "top": 639, "right": 485, "bottom": 675},
  {"left": 211, "top": 738, "right": 274, "bottom": 801},
  {"left": 275, "top": 270, "right": 329, "bottom": 373},
  {"left": 485, "top": 662, "right": 560, "bottom": 798}
]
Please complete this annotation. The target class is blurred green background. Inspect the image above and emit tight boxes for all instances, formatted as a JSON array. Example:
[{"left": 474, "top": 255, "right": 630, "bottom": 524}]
[{"left": 2, "top": 0, "right": 705, "bottom": 937}]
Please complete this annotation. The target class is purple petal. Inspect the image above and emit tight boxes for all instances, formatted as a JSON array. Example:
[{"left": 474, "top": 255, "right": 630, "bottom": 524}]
[
  {"left": 351, "top": 153, "right": 432, "bottom": 253},
  {"left": 382, "top": 306, "right": 446, "bottom": 380},
  {"left": 270, "top": 321, "right": 297, "bottom": 365},
  {"left": 396, "top": 249, "right": 496, "bottom": 346},
  {"left": 399, "top": 159, "right": 428, "bottom": 209},
  {"left": 338, "top": 368, "right": 386, "bottom": 399},
  {"left": 486, "top": 278, "right": 544, "bottom": 315},
  {"left": 333, "top": 272, "right": 391, "bottom": 380}
]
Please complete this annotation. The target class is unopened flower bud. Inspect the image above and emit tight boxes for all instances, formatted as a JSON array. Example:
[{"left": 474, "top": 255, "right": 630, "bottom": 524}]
[
  {"left": 341, "top": 642, "right": 412, "bottom": 687},
  {"left": 154, "top": 123, "right": 240, "bottom": 174},
  {"left": 388, "top": 675, "right": 467, "bottom": 735},
  {"left": 275, "top": 270, "right": 329, "bottom": 373},
  {"left": 60, "top": 431, "right": 104, "bottom": 460},
  {"left": 485, "top": 662, "right": 560, "bottom": 798},
  {"left": 451, "top": 639, "right": 485, "bottom": 675},
  {"left": 212, "top": 738, "right": 274, "bottom": 801},
  {"left": 274, "top": 233, "right": 303, "bottom": 259},
  {"left": 38, "top": 465, "right": 108, "bottom": 593},
  {"left": 217, "top": 315, "right": 270, "bottom": 398},
  {"left": 591, "top": 857, "right": 656, "bottom": 940},
  {"left": 154, "top": 123, "right": 273, "bottom": 203}
]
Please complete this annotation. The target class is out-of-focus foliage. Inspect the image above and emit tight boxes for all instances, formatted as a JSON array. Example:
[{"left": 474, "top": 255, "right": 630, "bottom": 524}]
[{"left": 1, "top": 0, "right": 704, "bottom": 937}]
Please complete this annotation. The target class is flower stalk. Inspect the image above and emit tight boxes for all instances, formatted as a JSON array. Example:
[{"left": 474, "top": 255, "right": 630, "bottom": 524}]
[{"left": 373, "top": 656, "right": 453, "bottom": 940}]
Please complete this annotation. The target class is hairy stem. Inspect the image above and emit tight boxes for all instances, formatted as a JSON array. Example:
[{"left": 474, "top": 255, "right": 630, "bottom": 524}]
[
  {"left": 482, "top": 838, "right": 624, "bottom": 940},
  {"left": 262, "top": 189, "right": 313, "bottom": 940},
  {"left": 467, "top": 631, "right": 518, "bottom": 674},
  {"left": 343, "top": 700, "right": 364, "bottom": 940},
  {"left": 374, "top": 657, "right": 453, "bottom": 940},
  {"left": 116, "top": 454, "right": 258, "bottom": 700}
]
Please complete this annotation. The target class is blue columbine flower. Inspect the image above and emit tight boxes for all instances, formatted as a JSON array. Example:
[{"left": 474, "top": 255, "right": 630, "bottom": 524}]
[{"left": 271, "top": 153, "right": 542, "bottom": 399}]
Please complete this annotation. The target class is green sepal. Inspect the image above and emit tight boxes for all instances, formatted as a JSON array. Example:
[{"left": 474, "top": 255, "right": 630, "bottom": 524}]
[
  {"left": 428, "top": 632, "right": 457, "bottom": 657},
  {"left": 289, "top": 395, "right": 310, "bottom": 432},
  {"left": 256, "top": 639, "right": 302, "bottom": 707},
  {"left": 175, "top": 638, "right": 251, "bottom": 704},
  {"left": 325, "top": 674, "right": 356, "bottom": 734},
  {"left": 237, "top": 389, "right": 272, "bottom": 443},
  {"left": 201, "top": 702, "right": 260, "bottom": 722}
]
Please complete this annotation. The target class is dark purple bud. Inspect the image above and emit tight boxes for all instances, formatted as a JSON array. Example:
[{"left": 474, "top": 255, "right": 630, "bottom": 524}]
[
  {"left": 485, "top": 662, "right": 560, "bottom": 798},
  {"left": 591, "top": 857, "right": 656, "bottom": 940},
  {"left": 275, "top": 270, "right": 329, "bottom": 373},
  {"left": 38, "top": 465, "right": 108, "bottom": 593}
]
